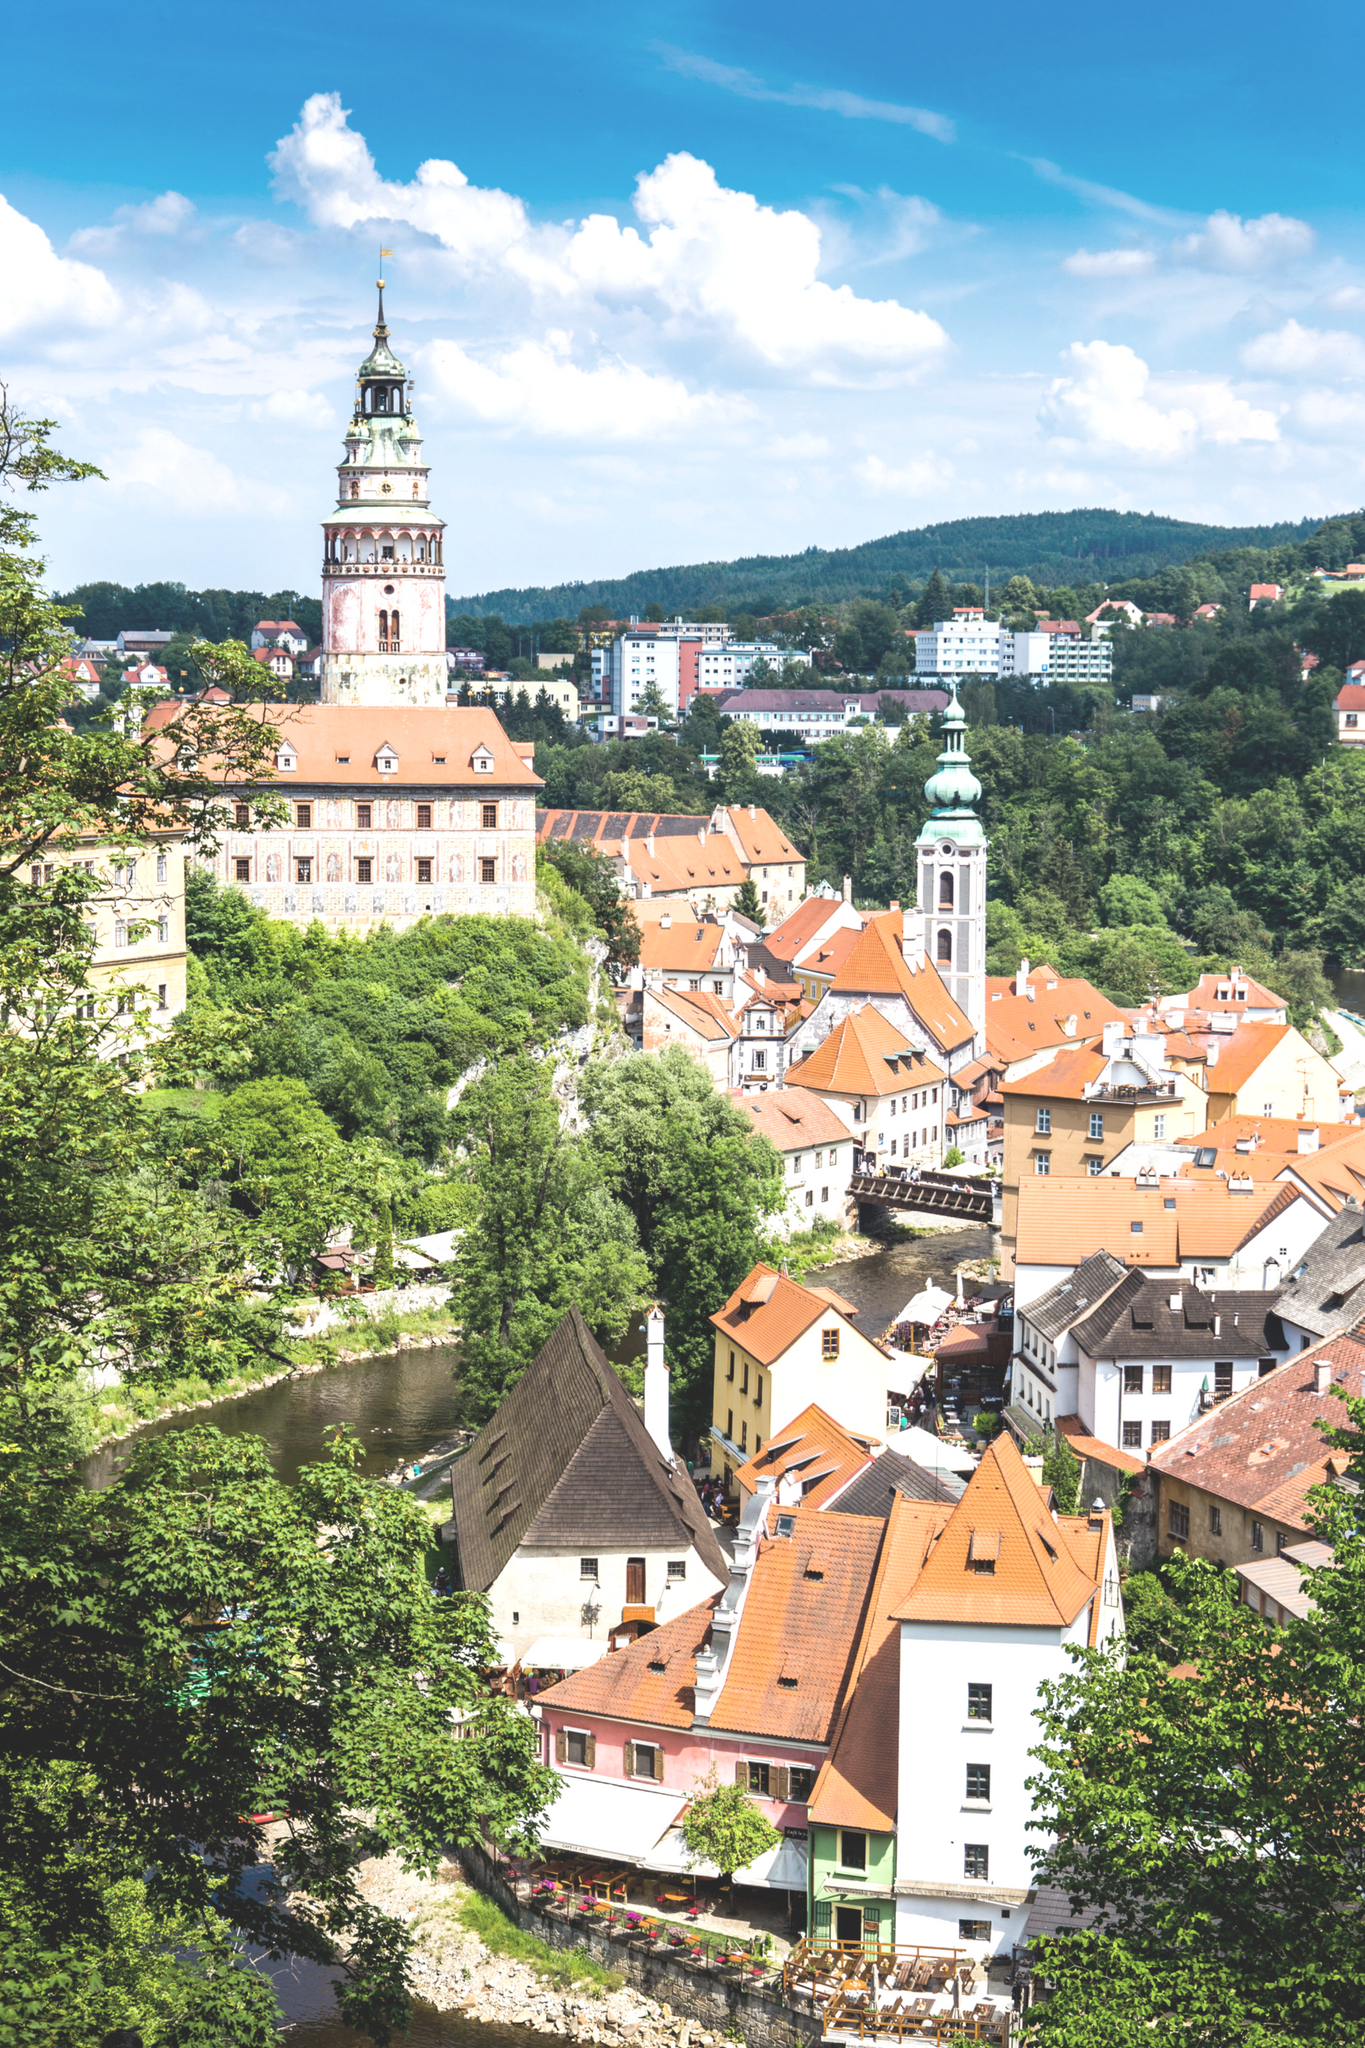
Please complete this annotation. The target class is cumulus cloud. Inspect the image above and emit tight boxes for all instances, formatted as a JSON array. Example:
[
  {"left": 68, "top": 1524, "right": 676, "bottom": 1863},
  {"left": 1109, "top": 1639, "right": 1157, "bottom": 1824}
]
[
  {"left": 1242, "top": 318, "right": 1365, "bottom": 379},
  {"left": 71, "top": 190, "right": 198, "bottom": 251},
  {"left": 109, "top": 427, "right": 293, "bottom": 516},
  {"left": 656, "top": 46, "right": 954, "bottom": 142},
  {"left": 1040, "top": 340, "right": 1278, "bottom": 457},
  {"left": 1062, "top": 247, "right": 1155, "bottom": 277},
  {"left": 254, "top": 389, "right": 335, "bottom": 428},
  {"left": 269, "top": 92, "right": 528, "bottom": 265},
  {"left": 422, "top": 333, "right": 736, "bottom": 439},
  {"left": 0, "top": 193, "right": 119, "bottom": 336},
  {"left": 1172, "top": 209, "right": 1314, "bottom": 272},
  {"left": 268, "top": 101, "right": 948, "bottom": 386},
  {"left": 856, "top": 452, "right": 955, "bottom": 494}
]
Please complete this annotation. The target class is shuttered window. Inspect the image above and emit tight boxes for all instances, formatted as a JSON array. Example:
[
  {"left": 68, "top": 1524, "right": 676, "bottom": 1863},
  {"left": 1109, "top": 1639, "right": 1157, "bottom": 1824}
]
[{"left": 557, "top": 1728, "right": 595, "bottom": 1769}]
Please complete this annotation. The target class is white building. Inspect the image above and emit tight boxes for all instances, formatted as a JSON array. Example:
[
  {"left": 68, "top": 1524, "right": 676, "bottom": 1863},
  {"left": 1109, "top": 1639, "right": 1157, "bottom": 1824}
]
[
  {"left": 914, "top": 619, "right": 1111, "bottom": 685},
  {"left": 892, "top": 1433, "right": 1123, "bottom": 1965},
  {"left": 693, "top": 642, "right": 811, "bottom": 691},
  {"left": 729, "top": 1089, "right": 857, "bottom": 1234}
]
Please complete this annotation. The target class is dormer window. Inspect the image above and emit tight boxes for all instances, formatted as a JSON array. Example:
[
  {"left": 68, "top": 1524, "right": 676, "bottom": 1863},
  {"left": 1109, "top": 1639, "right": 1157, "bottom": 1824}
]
[
  {"left": 376, "top": 747, "right": 398, "bottom": 774},
  {"left": 471, "top": 746, "right": 495, "bottom": 774},
  {"left": 276, "top": 746, "right": 297, "bottom": 772}
]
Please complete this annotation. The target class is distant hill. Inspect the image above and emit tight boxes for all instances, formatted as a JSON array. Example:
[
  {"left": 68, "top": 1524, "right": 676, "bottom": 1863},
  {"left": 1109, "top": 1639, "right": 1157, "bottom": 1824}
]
[{"left": 447, "top": 508, "right": 1326, "bottom": 623}]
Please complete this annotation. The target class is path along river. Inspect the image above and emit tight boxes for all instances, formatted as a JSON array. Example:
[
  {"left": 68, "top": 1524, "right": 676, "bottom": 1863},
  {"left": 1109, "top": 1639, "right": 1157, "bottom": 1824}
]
[{"left": 83, "top": 1223, "right": 991, "bottom": 2039}]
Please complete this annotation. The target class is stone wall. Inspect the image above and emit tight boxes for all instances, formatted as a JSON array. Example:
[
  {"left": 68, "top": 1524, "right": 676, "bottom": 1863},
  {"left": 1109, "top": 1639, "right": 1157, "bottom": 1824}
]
[
  {"left": 459, "top": 1846, "right": 820, "bottom": 2048},
  {"left": 286, "top": 1281, "right": 451, "bottom": 1339}
]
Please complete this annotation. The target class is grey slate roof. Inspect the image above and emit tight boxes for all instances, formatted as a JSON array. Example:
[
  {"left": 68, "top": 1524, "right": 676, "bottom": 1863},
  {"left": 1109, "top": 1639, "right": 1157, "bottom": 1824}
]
[
  {"left": 1069, "top": 1273, "right": 1284, "bottom": 1360},
  {"left": 1024, "top": 1249, "right": 1129, "bottom": 1344},
  {"left": 1272, "top": 1201, "right": 1365, "bottom": 1341},
  {"left": 446, "top": 1307, "right": 728, "bottom": 1593},
  {"left": 828, "top": 1445, "right": 965, "bottom": 1516}
]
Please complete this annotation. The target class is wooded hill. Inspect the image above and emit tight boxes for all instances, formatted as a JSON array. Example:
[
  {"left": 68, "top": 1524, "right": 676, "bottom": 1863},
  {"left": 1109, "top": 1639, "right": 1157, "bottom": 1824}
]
[{"left": 448, "top": 508, "right": 1329, "bottom": 623}]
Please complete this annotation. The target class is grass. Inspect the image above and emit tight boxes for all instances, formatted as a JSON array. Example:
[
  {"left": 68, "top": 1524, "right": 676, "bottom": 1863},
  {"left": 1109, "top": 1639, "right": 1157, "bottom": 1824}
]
[
  {"left": 454, "top": 1892, "right": 623, "bottom": 1993},
  {"left": 761, "top": 1218, "right": 875, "bottom": 1281}
]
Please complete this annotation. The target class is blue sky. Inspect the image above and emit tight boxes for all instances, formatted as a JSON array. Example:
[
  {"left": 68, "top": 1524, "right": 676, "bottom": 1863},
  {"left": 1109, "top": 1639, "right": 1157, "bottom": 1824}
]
[{"left": 5, "top": 0, "right": 1363, "bottom": 599}]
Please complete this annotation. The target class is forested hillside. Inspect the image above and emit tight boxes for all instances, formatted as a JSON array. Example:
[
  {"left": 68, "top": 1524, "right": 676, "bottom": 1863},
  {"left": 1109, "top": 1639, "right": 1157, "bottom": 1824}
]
[
  {"left": 449, "top": 507, "right": 1327, "bottom": 622},
  {"left": 56, "top": 579, "right": 322, "bottom": 645}
]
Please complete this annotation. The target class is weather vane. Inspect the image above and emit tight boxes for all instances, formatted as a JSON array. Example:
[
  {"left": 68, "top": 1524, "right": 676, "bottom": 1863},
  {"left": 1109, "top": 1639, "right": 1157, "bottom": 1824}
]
[{"left": 378, "top": 245, "right": 391, "bottom": 288}]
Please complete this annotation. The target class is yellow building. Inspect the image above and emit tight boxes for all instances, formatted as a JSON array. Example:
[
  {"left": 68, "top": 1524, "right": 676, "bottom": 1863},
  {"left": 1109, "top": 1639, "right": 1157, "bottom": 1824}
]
[
  {"left": 707, "top": 1262, "right": 891, "bottom": 1493},
  {"left": 34, "top": 828, "right": 188, "bottom": 1036},
  {"left": 1193, "top": 1021, "right": 1342, "bottom": 1127}
]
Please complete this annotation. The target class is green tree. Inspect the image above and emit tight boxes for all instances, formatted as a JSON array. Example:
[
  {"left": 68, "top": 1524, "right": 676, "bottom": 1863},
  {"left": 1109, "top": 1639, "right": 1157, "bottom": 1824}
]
[
  {"left": 681, "top": 1767, "right": 780, "bottom": 1891},
  {"left": 1098, "top": 874, "right": 1168, "bottom": 928},
  {"left": 734, "top": 876, "right": 761, "bottom": 922},
  {"left": 1040, "top": 1428, "right": 1082, "bottom": 1515},
  {"left": 636, "top": 677, "right": 672, "bottom": 721},
  {"left": 212, "top": 1074, "right": 365, "bottom": 1273},
  {"left": 916, "top": 569, "right": 951, "bottom": 626},
  {"left": 373, "top": 1192, "right": 396, "bottom": 1287},
  {"left": 720, "top": 717, "right": 763, "bottom": 793},
  {"left": 450, "top": 1053, "right": 649, "bottom": 1409},
  {"left": 538, "top": 840, "right": 641, "bottom": 974},
  {"left": 580, "top": 1051, "right": 785, "bottom": 1438}
]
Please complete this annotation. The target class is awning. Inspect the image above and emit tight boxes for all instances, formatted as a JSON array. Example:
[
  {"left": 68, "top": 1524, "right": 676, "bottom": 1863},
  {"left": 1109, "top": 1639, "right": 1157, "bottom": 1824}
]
[
  {"left": 522, "top": 1636, "right": 610, "bottom": 1671},
  {"left": 897, "top": 1284, "right": 954, "bottom": 1325},
  {"left": 644, "top": 1827, "right": 809, "bottom": 1889},
  {"left": 539, "top": 1776, "right": 683, "bottom": 1864}
]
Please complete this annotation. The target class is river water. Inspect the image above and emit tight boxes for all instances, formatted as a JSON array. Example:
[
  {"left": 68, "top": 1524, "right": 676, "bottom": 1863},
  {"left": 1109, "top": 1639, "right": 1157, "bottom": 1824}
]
[{"left": 86, "top": 1225, "right": 990, "bottom": 2038}]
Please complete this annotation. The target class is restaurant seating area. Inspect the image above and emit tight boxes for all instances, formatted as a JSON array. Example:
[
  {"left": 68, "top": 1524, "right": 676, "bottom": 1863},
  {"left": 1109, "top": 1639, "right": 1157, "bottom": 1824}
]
[
  {"left": 496, "top": 1854, "right": 784, "bottom": 1982},
  {"left": 782, "top": 1940, "right": 1011, "bottom": 2043}
]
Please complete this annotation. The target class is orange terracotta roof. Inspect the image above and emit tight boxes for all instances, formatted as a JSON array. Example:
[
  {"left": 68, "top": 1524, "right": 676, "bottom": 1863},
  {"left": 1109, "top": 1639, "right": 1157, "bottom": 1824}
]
[
  {"left": 729, "top": 1090, "right": 850, "bottom": 1153},
  {"left": 785, "top": 1004, "right": 946, "bottom": 1100},
  {"left": 1000, "top": 1043, "right": 1106, "bottom": 1101},
  {"left": 1277, "top": 1131, "right": 1365, "bottom": 1215},
  {"left": 638, "top": 921, "right": 726, "bottom": 973},
  {"left": 710, "top": 1262, "right": 868, "bottom": 1369},
  {"left": 646, "top": 985, "right": 738, "bottom": 1043},
  {"left": 143, "top": 701, "right": 542, "bottom": 787},
  {"left": 831, "top": 914, "right": 975, "bottom": 1050},
  {"left": 808, "top": 1493, "right": 953, "bottom": 1831},
  {"left": 892, "top": 1432, "right": 1103, "bottom": 1629},
  {"left": 723, "top": 806, "right": 803, "bottom": 865},
  {"left": 1199, "top": 1022, "right": 1293, "bottom": 1095},
  {"left": 1056, "top": 1412, "right": 1145, "bottom": 1478},
  {"left": 1014, "top": 1176, "right": 1287, "bottom": 1267},
  {"left": 801, "top": 927, "right": 864, "bottom": 981},
  {"left": 711, "top": 1506, "right": 884, "bottom": 1743},
  {"left": 984, "top": 969, "right": 1127, "bottom": 1064},
  {"left": 765, "top": 897, "right": 860, "bottom": 961},
  {"left": 536, "top": 1595, "right": 718, "bottom": 1728},
  {"left": 733, "top": 1402, "right": 875, "bottom": 1509},
  {"left": 624, "top": 835, "right": 746, "bottom": 894},
  {"left": 1165, "top": 970, "right": 1286, "bottom": 1014}
]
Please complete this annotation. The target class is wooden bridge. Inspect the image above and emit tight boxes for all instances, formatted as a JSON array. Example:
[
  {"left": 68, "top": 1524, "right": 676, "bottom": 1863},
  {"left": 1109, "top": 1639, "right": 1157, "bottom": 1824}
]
[{"left": 848, "top": 1168, "right": 998, "bottom": 1226}]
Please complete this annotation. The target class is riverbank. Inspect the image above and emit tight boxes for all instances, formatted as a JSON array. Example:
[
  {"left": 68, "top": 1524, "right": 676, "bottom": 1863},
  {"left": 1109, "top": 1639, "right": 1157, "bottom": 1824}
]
[
  {"left": 83, "top": 1293, "right": 460, "bottom": 1452},
  {"left": 357, "top": 1852, "right": 715, "bottom": 2048}
]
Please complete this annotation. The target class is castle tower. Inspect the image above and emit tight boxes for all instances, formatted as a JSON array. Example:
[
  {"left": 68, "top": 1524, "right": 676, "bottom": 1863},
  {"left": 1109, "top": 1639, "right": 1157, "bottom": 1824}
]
[
  {"left": 915, "top": 685, "right": 987, "bottom": 1038},
  {"left": 319, "top": 277, "right": 447, "bottom": 706}
]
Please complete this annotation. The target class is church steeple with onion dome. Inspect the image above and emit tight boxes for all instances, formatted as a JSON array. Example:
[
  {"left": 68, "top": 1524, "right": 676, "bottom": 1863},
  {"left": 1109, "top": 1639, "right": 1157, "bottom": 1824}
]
[
  {"left": 915, "top": 684, "right": 987, "bottom": 1036},
  {"left": 319, "top": 268, "right": 448, "bottom": 707}
]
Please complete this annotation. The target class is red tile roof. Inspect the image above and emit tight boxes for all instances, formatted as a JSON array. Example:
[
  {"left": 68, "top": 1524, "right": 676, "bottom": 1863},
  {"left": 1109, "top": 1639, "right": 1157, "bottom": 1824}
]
[
  {"left": 143, "top": 702, "right": 542, "bottom": 788},
  {"left": 984, "top": 968, "right": 1127, "bottom": 1063},
  {"left": 710, "top": 1262, "right": 868, "bottom": 1369},
  {"left": 729, "top": 1090, "right": 851, "bottom": 1153},
  {"left": 733, "top": 1402, "right": 876, "bottom": 1510},
  {"left": 786, "top": 1004, "right": 945, "bottom": 1100},
  {"left": 638, "top": 921, "right": 726, "bottom": 974},
  {"left": 830, "top": 914, "right": 974, "bottom": 1050},
  {"left": 647, "top": 986, "right": 739, "bottom": 1043}
]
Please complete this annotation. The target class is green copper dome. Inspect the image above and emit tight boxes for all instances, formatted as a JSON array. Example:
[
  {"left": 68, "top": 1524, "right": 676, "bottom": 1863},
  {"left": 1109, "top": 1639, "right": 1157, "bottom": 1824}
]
[
  {"left": 923, "top": 684, "right": 982, "bottom": 812},
  {"left": 358, "top": 282, "right": 407, "bottom": 383}
]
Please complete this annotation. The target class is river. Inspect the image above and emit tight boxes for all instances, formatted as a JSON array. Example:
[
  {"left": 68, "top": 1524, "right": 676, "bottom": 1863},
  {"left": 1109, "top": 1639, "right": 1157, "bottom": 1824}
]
[{"left": 84, "top": 1225, "right": 990, "bottom": 2038}]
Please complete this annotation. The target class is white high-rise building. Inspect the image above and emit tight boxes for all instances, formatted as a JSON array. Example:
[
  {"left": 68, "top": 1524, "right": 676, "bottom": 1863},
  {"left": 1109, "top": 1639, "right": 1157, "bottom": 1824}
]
[{"left": 915, "top": 617, "right": 1112, "bottom": 686}]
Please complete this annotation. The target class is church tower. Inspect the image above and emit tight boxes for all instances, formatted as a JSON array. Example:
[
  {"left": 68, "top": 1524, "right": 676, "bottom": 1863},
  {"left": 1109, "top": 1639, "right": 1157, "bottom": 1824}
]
[
  {"left": 914, "top": 685, "right": 987, "bottom": 1038},
  {"left": 320, "top": 276, "right": 447, "bottom": 706}
]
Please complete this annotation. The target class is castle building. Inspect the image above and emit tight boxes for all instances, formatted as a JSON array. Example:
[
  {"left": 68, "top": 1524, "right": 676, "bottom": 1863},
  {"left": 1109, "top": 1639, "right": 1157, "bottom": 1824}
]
[{"left": 320, "top": 277, "right": 448, "bottom": 708}]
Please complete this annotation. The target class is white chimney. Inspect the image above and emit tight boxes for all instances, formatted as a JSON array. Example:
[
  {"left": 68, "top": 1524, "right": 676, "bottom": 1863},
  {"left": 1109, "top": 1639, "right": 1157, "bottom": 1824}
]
[
  {"left": 659, "top": 911, "right": 671, "bottom": 930},
  {"left": 842, "top": 875, "right": 852, "bottom": 903},
  {"left": 1298, "top": 1126, "right": 1320, "bottom": 1154},
  {"left": 643, "top": 1303, "right": 671, "bottom": 1459},
  {"left": 1062, "top": 1014, "right": 1077, "bottom": 1038},
  {"left": 903, "top": 921, "right": 925, "bottom": 972},
  {"left": 1014, "top": 956, "right": 1030, "bottom": 998},
  {"left": 1315, "top": 1359, "right": 1332, "bottom": 1396},
  {"left": 645, "top": 832, "right": 655, "bottom": 857}
]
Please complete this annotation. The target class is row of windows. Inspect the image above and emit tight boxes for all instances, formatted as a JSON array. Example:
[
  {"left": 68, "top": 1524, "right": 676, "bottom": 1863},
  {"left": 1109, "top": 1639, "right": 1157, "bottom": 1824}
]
[
  {"left": 1036, "top": 1107, "right": 1107, "bottom": 1138},
  {"left": 890, "top": 1088, "right": 938, "bottom": 1116},
  {"left": 725, "top": 1352, "right": 764, "bottom": 1405},
  {"left": 33, "top": 855, "right": 170, "bottom": 889},
  {"left": 576, "top": 1558, "right": 687, "bottom": 1580},
  {"left": 113, "top": 917, "right": 171, "bottom": 946},
  {"left": 1122, "top": 1419, "right": 1171, "bottom": 1447},
  {"left": 244, "top": 801, "right": 503, "bottom": 832},
  {"left": 724, "top": 1410, "right": 759, "bottom": 1454},
  {"left": 787, "top": 1149, "right": 840, "bottom": 1173},
  {"left": 887, "top": 1131, "right": 936, "bottom": 1156},
  {"left": 1167, "top": 1498, "right": 1289, "bottom": 1553},
  {"left": 235, "top": 855, "right": 499, "bottom": 886}
]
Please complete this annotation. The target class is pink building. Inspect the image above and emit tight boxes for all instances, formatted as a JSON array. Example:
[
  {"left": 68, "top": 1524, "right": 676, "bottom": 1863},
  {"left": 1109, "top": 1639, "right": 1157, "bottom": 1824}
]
[{"left": 533, "top": 1488, "right": 884, "bottom": 1897}]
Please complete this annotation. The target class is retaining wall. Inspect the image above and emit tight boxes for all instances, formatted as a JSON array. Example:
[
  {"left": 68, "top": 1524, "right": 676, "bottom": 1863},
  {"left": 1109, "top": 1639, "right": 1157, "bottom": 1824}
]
[{"left": 459, "top": 1845, "right": 821, "bottom": 2048}]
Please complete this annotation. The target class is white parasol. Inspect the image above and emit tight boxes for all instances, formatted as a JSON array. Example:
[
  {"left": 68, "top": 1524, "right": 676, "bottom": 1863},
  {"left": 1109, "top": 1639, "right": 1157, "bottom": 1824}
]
[{"left": 897, "top": 1283, "right": 954, "bottom": 1326}]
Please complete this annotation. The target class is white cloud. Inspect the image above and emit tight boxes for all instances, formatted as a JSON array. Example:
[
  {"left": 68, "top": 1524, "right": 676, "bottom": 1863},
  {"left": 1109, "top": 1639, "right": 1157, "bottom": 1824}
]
[
  {"left": 1242, "top": 318, "right": 1365, "bottom": 379},
  {"left": 1040, "top": 340, "right": 1278, "bottom": 457},
  {"left": 1026, "top": 158, "right": 1178, "bottom": 225},
  {"left": 1062, "top": 247, "right": 1156, "bottom": 277},
  {"left": 255, "top": 389, "right": 335, "bottom": 428},
  {"left": 0, "top": 193, "right": 119, "bottom": 336},
  {"left": 269, "top": 92, "right": 528, "bottom": 265},
  {"left": 656, "top": 46, "right": 954, "bottom": 143},
  {"left": 422, "top": 334, "right": 734, "bottom": 439},
  {"left": 1323, "top": 284, "right": 1365, "bottom": 312},
  {"left": 71, "top": 190, "right": 198, "bottom": 251},
  {"left": 856, "top": 452, "right": 955, "bottom": 494},
  {"left": 1172, "top": 209, "right": 1314, "bottom": 272},
  {"left": 109, "top": 427, "right": 292, "bottom": 516}
]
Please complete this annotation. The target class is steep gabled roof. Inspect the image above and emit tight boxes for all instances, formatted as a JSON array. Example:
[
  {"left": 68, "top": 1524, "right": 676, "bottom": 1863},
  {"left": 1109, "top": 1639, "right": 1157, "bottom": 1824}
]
[
  {"left": 721, "top": 806, "right": 803, "bottom": 864},
  {"left": 1024, "top": 1249, "right": 1129, "bottom": 1343},
  {"left": 809, "top": 1493, "right": 953, "bottom": 1831},
  {"left": 733, "top": 1402, "right": 875, "bottom": 1509},
  {"left": 1278, "top": 1132, "right": 1365, "bottom": 1215},
  {"left": 447, "top": 1308, "right": 726, "bottom": 1592},
  {"left": 984, "top": 970, "right": 1127, "bottom": 1063},
  {"left": 830, "top": 914, "right": 975, "bottom": 1051},
  {"left": 1201, "top": 1022, "right": 1292, "bottom": 1094},
  {"left": 729, "top": 1090, "right": 852, "bottom": 1154},
  {"left": 891, "top": 1432, "right": 1103, "bottom": 1629},
  {"left": 1273, "top": 1202, "right": 1365, "bottom": 1339},
  {"left": 1068, "top": 1275, "right": 1283, "bottom": 1360},
  {"left": 637, "top": 921, "right": 726, "bottom": 973},
  {"left": 534, "top": 1594, "right": 718, "bottom": 1729},
  {"left": 785, "top": 1004, "right": 945, "bottom": 1099},
  {"left": 828, "top": 1444, "right": 965, "bottom": 1514},
  {"left": 645, "top": 985, "right": 739, "bottom": 1043},
  {"left": 710, "top": 1262, "right": 874, "bottom": 1369}
]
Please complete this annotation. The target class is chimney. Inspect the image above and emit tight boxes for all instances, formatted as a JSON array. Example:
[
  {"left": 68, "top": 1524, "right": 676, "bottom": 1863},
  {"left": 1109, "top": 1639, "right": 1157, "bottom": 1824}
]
[
  {"left": 1213, "top": 1314, "right": 1221, "bottom": 1335},
  {"left": 890, "top": 900, "right": 900, "bottom": 913},
  {"left": 755, "top": 964, "right": 766, "bottom": 985},
  {"left": 1088, "top": 1497, "right": 1105, "bottom": 1530},
  {"left": 843, "top": 875, "right": 852, "bottom": 903},
  {"left": 1168, "top": 1292, "right": 1182, "bottom": 1313},
  {"left": 693, "top": 1475, "right": 773, "bottom": 1723},
  {"left": 748, "top": 804, "right": 756, "bottom": 819},
  {"left": 659, "top": 910, "right": 671, "bottom": 931},
  {"left": 903, "top": 921, "right": 926, "bottom": 972},
  {"left": 645, "top": 832, "right": 655, "bottom": 857},
  {"left": 1062, "top": 1014, "right": 1077, "bottom": 1038},
  {"left": 1298, "top": 1126, "right": 1320, "bottom": 1154},
  {"left": 1014, "top": 956, "right": 1031, "bottom": 998},
  {"left": 643, "top": 1303, "right": 671, "bottom": 1458},
  {"left": 1315, "top": 1359, "right": 1332, "bottom": 1396}
]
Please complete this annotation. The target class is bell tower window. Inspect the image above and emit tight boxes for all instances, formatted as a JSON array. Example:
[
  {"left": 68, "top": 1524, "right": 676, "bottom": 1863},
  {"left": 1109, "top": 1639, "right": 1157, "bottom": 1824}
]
[
  {"left": 379, "top": 608, "right": 388, "bottom": 652},
  {"left": 349, "top": 479, "right": 359, "bottom": 499},
  {"left": 390, "top": 610, "right": 400, "bottom": 652},
  {"left": 938, "top": 871, "right": 954, "bottom": 908},
  {"left": 936, "top": 929, "right": 953, "bottom": 964}
]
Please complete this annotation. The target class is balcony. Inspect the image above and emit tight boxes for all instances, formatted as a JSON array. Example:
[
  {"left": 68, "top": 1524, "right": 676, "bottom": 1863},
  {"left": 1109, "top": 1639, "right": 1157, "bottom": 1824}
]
[{"left": 323, "top": 559, "right": 440, "bottom": 576}]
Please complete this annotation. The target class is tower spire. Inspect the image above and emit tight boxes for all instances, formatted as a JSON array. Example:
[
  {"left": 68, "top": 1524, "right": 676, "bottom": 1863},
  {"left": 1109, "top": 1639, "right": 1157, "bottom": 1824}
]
[{"left": 376, "top": 247, "right": 392, "bottom": 336}]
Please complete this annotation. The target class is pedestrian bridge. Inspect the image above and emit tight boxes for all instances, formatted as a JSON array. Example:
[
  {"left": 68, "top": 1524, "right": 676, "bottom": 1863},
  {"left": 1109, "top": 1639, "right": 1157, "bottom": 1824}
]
[{"left": 848, "top": 1168, "right": 999, "bottom": 1227}]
